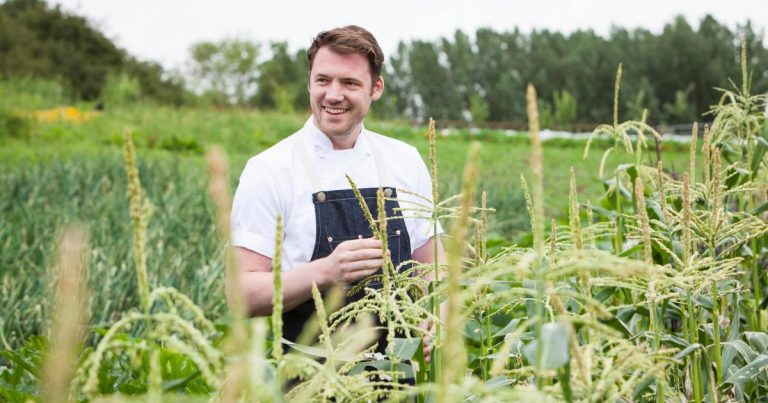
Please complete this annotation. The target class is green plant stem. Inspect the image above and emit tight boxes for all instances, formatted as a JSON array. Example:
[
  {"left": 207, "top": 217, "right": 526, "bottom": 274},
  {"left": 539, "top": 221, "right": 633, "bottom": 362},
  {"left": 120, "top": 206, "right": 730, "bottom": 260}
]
[
  {"left": 431, "top": 207, "right": 442, "bottom": 382},
  {"left": 711, "top": 282, "right": 723, "bottom": 385},
  {"left": 687, "top": 299, "right": 703, "bottom": 403},
  {"left": 484, "top": 314, "right": 492, "bottom": 380},
  {"left": 649, "top": 295, "right": 664, "bottom": 403},
  {"left": 614, "top": 171, "right": 623, "bottom": 255},
  {"left": 535, "top": 263, "right": 545, "bottom": 391},
  {"left": 749, "top": 192, "right": 762, "bottom": 330}
]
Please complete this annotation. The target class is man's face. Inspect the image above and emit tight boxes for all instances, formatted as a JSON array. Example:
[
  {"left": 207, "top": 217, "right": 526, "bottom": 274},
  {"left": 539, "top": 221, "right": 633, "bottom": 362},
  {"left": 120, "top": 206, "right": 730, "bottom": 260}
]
[{"left": 308, "top": 47, "right": 384, "bottom": 148}]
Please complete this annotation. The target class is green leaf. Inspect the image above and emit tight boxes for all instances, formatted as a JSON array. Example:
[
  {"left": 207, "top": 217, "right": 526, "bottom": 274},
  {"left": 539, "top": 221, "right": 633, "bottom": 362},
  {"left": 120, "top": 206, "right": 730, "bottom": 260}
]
[
  {"left": 464, "top": 319, "right": 485, "bottom": 343},
  {"left": 721, "top": 340, "right": 757, "bottom": 364},
  {"left": 724, "top": 167, "right": 751, "bottom": 189},
  {"left": 281, "top": 338, "right": 356, "bottom": 361},
  {"left": 722, "top": 300, "right": 744, "bottom": 370},
  {"left": 162, "top": 370, "right": 200, "bottom": 392},
  {"left": 631, "top": 374, "right": 656, "bottom": 400},
  {"left": 522, "top": 322, "right": 569, "bottom": 370},
  {"left": 484, "top": 376, "right": 513, "bottom": 388},
  {"left": 693, "top": 294, "right": 714, "bottom": 311},
  {"left": 649, "top": 200, "right": 666, "bottom": 222},
  {"left": 348, "top": 359, "right": 415, "bottom": 379},
  {"left": 615, "top": 163, "right": 638, "bottom": 180},
  {"left": 599, "top": 314, "right": 632, "bottom": 338},
  {"left": 413, "top": 337, "right": 428, "bottom": 385},
  {"left": 594, "top": 287, "right": 616, "bottom": 303},
  {"left": 723, "top": 354, "right": 768, "bottom": 395},
  {"left": 391, "top": 337, "right": 421, "bottom": 361},
  {"left": 660, "top": 334, "right": 690, "bottom": 349},
  {"left": 754, "top": 201, "right": 768, "bottom": 215},
  {"left": 751, "top": 137, "right": 767, "bottom": 179},
  {"left": 673, "top": 343, "right": 702, "bottom": 360},
  {"left": 746, "top": 332, "right": 768, "bottom": 354},
  {"left": 618, "top": 243, "right": 643, "bottom": 257},
  {"left": 585, "top": 203, "right": 616, "bottom": 219},
  {"left": 493, "top": 319, "right": 521, "bottom": 338}
]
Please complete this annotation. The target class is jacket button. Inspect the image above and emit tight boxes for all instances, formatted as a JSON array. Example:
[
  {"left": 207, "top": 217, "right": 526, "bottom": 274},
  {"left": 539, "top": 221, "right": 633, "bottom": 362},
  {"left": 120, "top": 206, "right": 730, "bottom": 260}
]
[
  {"left": 383, "top": 188, "right": 393, "bottom": 197},
  {"left": 317, "top": 192, "right": 326, "bottom": 202}
]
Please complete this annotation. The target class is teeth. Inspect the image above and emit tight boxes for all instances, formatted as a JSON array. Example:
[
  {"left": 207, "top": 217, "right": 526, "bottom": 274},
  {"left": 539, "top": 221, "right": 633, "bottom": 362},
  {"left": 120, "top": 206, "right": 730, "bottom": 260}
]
[{"left": 324, "top": 107, "right": 346, "bottom": 114}]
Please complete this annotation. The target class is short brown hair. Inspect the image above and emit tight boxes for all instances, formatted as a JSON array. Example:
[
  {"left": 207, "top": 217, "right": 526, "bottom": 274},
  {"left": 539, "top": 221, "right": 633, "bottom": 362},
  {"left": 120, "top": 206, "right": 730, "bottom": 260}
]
[{"left": 307, "top": 25, "right": 384, "bottom": 84}]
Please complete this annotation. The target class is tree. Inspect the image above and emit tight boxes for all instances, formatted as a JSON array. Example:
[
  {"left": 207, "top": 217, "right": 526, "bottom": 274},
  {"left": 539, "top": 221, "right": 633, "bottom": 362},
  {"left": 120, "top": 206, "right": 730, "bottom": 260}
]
[
  {"left": 474, "top": 28, "right": 525, "bottom": 122},
  {"left": 552, "top": 90, "right": 577, "bottom": 127},
  {"left": 380, "top": 41, "right": 416, "bottom": 119},
  {"left": 0, "top": 0, "right": 125, "bottom": 100},
  {"left": 408, "top": 40, "right": 463, "bottom": 120},
  {"left": 188, "top": 38, "right": 260, "bottom": 106},
  {"left": 441, "top": 30, "right": 477, "bottom": 116},
  {"left": 0, "top": 0, "right": 189, "bottom": 104},
  {"left": 252, "top": 42, "right": 306, "bottom": 112}
]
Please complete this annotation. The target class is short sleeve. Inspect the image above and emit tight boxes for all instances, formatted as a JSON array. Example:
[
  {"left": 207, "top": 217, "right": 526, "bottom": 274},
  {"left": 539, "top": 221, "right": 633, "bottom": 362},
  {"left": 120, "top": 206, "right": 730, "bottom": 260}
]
[
  {"left": 231, "top": 158, "right": 282, "bottom": 258},
  {"left": 408, "top": 148, "right": 444, "bottom": 250}
]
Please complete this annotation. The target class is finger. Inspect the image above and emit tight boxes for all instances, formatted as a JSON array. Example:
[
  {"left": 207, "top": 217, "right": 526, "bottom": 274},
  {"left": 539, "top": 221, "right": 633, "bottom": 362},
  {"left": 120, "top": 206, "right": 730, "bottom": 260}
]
[
  {"left": 344, "top": 248, "right": 388, "bottom": 262},
  {"left": 343, "top": 238, "right": 382, "bottom": 250},
  {"left": 345, "top": 267, "right": 381, "bottom": 282},
  {"left": 341, "top": 258, "right": 384, "bottom": 272}
]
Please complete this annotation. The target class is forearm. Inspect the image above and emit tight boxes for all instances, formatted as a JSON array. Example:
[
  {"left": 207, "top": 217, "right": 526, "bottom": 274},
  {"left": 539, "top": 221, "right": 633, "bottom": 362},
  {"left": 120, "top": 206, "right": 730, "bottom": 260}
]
[
  {"left": 413, "top": 236, "right": 447, "bottom": 281},
  {"left": 230, "top": 238, "right": 384, "bottom": 317},
  {"left": 237, "top": 259, "right": 331, "bottom": 317}
]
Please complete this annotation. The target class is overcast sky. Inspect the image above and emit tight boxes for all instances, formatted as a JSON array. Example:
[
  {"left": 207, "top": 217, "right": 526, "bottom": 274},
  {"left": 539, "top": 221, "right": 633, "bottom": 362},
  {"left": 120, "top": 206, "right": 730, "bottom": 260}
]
[{"left": 50, "top": 0, "right": 768, "bottom": 71}]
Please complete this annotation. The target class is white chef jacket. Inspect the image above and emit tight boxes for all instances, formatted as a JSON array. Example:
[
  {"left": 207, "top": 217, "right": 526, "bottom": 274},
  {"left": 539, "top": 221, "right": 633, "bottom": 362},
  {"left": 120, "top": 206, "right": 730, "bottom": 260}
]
[{"left": 231, "top": 117, "right": 442, "bottom": 271}]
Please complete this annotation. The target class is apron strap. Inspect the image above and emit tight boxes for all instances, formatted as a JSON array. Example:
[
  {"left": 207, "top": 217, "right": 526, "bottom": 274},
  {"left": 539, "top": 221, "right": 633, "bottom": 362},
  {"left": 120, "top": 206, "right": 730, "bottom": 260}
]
[
  {"left": 368, "top": 136, "right": 388, "bottom": 188},
  {"left": 297, "top": 136, "right": 323, "bottom": 193},
  {"left": 297, "top": 128, "right": 388, "bottom": 192}
]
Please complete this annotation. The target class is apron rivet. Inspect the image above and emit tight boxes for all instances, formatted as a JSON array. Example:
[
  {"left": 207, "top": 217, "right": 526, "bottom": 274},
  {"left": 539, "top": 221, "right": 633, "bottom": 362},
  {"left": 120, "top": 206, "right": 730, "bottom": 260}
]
[
  {"left": 317, "top": 192, "right": 326, "bottom": 202},
  {"left": 396, "top": 229, "right": 401, "bottom": 235},
  {"left": 327, "top": 236, "right": 333, "bottom": 242},
  {"left": 358, "top": 235, "right": 363, "bottom": 239},
  {"left": 383, "top": 188, "right": 393, "bottom": 197}
]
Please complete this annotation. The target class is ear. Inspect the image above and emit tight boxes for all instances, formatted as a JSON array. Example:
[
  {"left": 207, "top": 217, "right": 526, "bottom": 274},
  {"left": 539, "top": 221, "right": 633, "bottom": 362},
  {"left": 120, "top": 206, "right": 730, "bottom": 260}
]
[{"left": 371, "top": 75, "right": 384, "bottom": 101}]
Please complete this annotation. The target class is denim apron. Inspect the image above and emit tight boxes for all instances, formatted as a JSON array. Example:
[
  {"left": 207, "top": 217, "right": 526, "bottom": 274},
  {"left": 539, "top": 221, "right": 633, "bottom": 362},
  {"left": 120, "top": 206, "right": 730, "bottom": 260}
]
[{"left": 282, "top": 132, "right": 413, "bottom": 354}]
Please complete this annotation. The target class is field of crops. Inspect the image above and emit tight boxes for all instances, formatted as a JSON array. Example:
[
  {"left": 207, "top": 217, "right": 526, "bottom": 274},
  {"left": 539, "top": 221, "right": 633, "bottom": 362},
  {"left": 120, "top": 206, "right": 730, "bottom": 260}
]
[{"left": 1, "top": 55, "right": 767, "bottom": 402}]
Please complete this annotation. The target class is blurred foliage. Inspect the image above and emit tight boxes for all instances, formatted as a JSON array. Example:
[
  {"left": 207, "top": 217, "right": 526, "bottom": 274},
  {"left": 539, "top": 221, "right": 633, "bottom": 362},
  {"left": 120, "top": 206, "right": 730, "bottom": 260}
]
[
  {"left": 188, "top": 38, "right": 260, "bottom": 106},
  {"left": 0, "top": 0, "right": 185, "bottom": 104}
]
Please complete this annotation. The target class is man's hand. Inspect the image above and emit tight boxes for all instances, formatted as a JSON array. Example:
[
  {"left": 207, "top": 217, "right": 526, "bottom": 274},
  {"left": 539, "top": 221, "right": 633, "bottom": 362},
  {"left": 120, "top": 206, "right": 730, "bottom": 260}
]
[{"left": 322, "top": 238, "right": 387, "bottom": 285}]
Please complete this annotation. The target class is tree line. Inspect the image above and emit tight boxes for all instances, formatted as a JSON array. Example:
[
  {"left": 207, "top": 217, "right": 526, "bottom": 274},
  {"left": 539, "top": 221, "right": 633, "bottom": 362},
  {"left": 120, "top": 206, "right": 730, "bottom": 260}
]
[
  {"left": 2, "top": 0, "right": 766, "bottom": 125},
  {"left": 380, "top": 17, "right": 768, "bottom": 126}
]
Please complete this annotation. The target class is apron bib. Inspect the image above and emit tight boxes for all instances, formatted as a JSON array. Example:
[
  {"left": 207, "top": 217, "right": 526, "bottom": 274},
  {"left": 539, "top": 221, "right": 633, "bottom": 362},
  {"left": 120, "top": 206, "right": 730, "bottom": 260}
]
[{"left": 282, "top": 132, "right": 413, "bottom": 353}]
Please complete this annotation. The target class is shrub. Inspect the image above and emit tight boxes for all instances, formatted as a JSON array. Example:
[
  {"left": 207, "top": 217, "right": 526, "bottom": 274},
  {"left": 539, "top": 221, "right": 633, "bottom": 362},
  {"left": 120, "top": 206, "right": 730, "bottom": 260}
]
[{"left": 0, "top": 109, "right": 32, "bottom": 139}]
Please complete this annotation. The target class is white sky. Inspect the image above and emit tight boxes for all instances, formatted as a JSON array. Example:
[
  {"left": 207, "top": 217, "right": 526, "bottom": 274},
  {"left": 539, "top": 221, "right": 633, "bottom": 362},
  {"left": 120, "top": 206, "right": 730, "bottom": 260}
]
[{"left": 50, "top": 0, "right": 768, "bottom": 71}]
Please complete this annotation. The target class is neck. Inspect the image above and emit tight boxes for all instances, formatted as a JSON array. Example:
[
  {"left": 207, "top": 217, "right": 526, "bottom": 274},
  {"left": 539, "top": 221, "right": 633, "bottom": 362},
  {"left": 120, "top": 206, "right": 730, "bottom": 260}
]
[
  {"left": 329, "top": 132, "right": 359, "bottom": 150},
  {"left": 312, "top": 118, "right": 362, "bottom": 150}
]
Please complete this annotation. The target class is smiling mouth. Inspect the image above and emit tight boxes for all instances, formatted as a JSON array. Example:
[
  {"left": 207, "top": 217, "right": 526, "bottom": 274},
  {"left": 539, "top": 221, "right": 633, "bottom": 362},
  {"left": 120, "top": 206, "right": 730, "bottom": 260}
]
[{"left": 323, "top": 106, "right": 348, "bottom": 115}]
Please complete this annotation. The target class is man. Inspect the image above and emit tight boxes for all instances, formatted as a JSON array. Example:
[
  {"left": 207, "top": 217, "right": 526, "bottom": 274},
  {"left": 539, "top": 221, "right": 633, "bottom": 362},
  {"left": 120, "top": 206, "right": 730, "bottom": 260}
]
[{"left": 229, "top": 25, "right": 444, "bottom": 355}]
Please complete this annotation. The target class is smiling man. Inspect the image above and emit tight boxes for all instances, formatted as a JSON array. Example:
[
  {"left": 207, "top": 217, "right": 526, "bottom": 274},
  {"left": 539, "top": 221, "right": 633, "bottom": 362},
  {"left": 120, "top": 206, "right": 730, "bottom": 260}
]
[{"left": 230, "top": 25, "right": 444, "bottom": 360}]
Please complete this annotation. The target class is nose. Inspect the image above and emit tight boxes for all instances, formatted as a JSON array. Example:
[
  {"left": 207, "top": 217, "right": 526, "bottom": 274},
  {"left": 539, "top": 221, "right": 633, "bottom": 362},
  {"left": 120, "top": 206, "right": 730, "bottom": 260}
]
[{"left": 325, "top": 81, "right": 344, "bottom": 103}]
